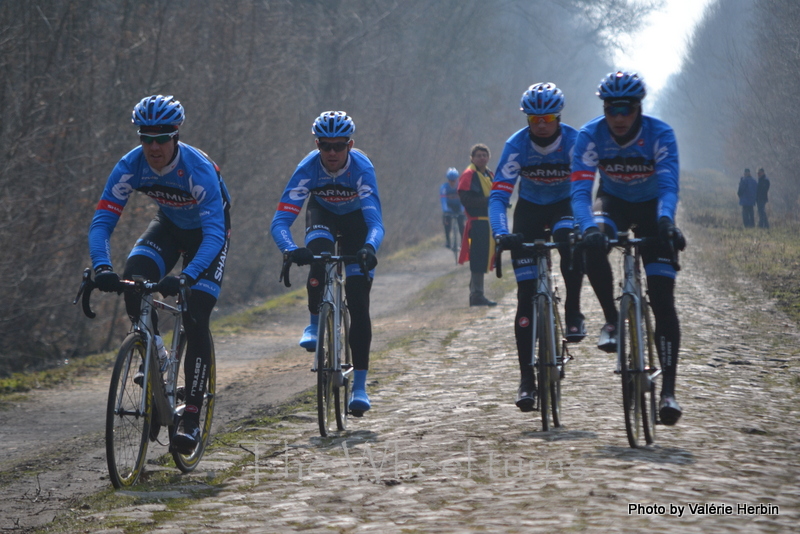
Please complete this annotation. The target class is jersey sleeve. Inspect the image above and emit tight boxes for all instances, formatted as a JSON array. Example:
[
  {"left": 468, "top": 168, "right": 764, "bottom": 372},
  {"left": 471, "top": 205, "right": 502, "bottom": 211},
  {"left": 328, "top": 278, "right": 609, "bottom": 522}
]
[
  {"left": 181, "top": 164, "right": 228, "bottom": 281},
  {"left": 440, "top": 183, "right": 450, "bottom": 213},
  {"left": 570, "top": 129, "right": 600, "bottom": 234},
  {"left": 488, "top": 142, "right": 520, "bottom": 236},
  {"left": 355, "top": 167, "right": 385, "bottom": 252},
  {"left": 653, "top": 126, "right": 680, "bottom": 222},
  {"left": 88, "top": 159, "right": 136, "bottom": 271}
]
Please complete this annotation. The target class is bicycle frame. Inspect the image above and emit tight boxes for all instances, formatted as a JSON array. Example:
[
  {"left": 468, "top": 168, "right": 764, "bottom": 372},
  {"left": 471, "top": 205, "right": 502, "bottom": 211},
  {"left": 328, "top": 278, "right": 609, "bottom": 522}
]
[
  {"left": 125, "top": 279, "right": 186, "bottom": 428},
  {"left": 313, "top": 252, "right": 352, "bottom": 387},
  {"left": 615, "top": 233, "right": 660, "bottom": 385}
]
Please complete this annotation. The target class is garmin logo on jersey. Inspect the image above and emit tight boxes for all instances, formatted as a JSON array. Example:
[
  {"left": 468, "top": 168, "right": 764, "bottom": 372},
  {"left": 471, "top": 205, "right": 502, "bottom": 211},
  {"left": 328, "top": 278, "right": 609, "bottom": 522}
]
[
  {"left": 520, "top": 165, "right": 570, "bottom": 185},
  {"left": 313, "top": 185, "right": 358, "bottom": 203},
  {"left": 600, "top": 158, "right": 655, "bottom": 183},
  {"left": 214, "top": 240, "right": 228, "bottom": 282},
  {"left": 144, "top": 188, "right": 196, "bottom": 207}
]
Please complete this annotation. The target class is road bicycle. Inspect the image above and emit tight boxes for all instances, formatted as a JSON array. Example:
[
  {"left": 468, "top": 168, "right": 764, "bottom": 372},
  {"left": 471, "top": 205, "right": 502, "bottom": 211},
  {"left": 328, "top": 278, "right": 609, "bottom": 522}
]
[
  {"left": 74, "top": 268, "right": 215, "bottom": 487},
  {"left": 444, "top": 211, "right": 464, "bottom": 264},
  {"left": 281, "top": 251, "right": 355, "bottom": 437},
  {"left": 496, "top": 236, "right": 572, "bottom": 431},
  {"left": 610, "top": 231, "right": 665, "bottom": 448}
]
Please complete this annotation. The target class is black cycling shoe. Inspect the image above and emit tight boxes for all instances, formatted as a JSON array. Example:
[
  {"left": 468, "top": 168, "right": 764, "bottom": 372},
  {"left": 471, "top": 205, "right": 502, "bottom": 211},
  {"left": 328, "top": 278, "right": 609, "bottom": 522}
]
[
  {"left": 565, "top": 311, "right": 586, "bottom": 343},
  {"left": 515, "top": 376, "right": 537, "bottom": 413},
  {"left": 171, "top": 418, "right": 201, "bottom": 455},
  {"left": 659, "top": 394, "right": 682, "bottom": 426}
]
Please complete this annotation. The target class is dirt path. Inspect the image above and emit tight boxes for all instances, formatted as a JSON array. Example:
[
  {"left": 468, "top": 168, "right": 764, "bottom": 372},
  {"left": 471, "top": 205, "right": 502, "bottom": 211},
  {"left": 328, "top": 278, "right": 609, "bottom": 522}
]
[{"left": 3, "top": 228, "right": 800, "bottom": 532}]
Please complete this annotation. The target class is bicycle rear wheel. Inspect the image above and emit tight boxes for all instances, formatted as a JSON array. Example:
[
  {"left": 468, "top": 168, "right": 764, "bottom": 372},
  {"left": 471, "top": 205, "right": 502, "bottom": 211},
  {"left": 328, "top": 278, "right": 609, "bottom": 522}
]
[
  {"left": 334, "top": 306, "right": 351, "bottom": 431},
  {"left": 172, "top": 330, "right": 216, "bottom": 472},
  {"left": 316, "top": 303, "right": 336, "bottom": 437},
  {"left": 106, "top": 333, "right": 150, "bottom": 488},
  {"left": 619, "top": 295, "right": 652, "bottom": 447},
  {"left": 535, "top": 296, "right": 552, "bottom": 431}
]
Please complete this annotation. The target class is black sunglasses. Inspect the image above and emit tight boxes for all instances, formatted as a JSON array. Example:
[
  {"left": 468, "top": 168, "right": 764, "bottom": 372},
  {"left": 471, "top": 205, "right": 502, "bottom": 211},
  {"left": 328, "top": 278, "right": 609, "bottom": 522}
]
[{"left": 318, "top": 141, "right": 349, "bottom": 153}]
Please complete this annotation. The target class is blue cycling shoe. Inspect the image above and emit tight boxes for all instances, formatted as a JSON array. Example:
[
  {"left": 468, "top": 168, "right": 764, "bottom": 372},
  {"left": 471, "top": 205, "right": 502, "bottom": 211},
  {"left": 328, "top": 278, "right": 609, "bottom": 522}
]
[
  {"left": 299, "top": 324, "right": 317, "bottom": 352},
  {"left": 349, "top": 389, "right": 371, "bottom": 416}
]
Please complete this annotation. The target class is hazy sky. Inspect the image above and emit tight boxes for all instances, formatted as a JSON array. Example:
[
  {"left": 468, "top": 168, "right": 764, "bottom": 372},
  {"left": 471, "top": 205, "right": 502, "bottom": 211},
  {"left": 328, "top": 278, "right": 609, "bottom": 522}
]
[{"left": 614, "top": 0, "right": 718, "bottom": 109}]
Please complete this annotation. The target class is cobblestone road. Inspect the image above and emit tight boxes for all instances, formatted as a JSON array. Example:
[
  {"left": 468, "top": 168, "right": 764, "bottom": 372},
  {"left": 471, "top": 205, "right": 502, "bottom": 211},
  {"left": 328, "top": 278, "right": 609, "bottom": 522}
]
[{"left": 78, "top": 234, "right": 800, "bottom": 533}]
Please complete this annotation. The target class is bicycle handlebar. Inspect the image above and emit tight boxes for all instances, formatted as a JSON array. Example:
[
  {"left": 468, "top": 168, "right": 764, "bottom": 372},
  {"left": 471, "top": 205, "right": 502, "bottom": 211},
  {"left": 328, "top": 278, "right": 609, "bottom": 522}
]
[
  {"left": 494, "top": 234, "right": 561, "bottom": 279},
  {"left": 280, "top": 252, "right": 360, "bottom": 288},
  {"left": 73, "top": 268, "right": 193, "bottom": 320}
]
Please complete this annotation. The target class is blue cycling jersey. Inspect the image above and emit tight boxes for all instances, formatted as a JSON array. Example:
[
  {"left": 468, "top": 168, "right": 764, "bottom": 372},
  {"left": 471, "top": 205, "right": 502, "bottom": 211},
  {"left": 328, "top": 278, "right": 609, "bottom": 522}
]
[
  {"left": 88, "top": 142, "right": 231, "bottom": 281},
  {"left": 270, "top": 148, "right": 384, "bottom": 252},
  {"left": 440, "top": 181, "right": 462, "bottom": 213},
  {"left": 488, "top": 124, "right": 577, "bottom": 236},
  {"left": 570, "top": 114, "right": 679, "bottom": 233}
]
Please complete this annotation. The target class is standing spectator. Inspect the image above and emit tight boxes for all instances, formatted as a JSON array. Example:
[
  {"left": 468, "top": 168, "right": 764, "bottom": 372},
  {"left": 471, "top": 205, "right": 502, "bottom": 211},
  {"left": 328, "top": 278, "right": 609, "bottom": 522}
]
[
  {"left": 756, "top": 168, "right": 770, "bottom": 229},
  {"left": 440, "top": 167, "right": 465, "bottom": 249},
  {"left": 737, "top": 168, "right": 757, "bottom": 228},
  {"left": 458, "top": 144, "right": 497, "bottom": 306}
]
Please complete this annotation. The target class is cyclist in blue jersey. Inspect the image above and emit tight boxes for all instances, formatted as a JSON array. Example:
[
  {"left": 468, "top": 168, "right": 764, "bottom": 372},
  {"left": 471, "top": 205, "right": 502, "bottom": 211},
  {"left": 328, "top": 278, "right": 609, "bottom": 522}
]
[
  {"left": 89, "top": 95, "right": 232, "bottom": 453},
  {"left": 440, "top": 167, "right": 465, "bottom": 250},
  {"left": 489, "top": 82, "right": 586, "bottom": 412},
  {"left": 270, "top": 111, "right": 384, "bottom": 416},
  {"left": 571, "top": 71, "right": 686, "bottom": 425}
]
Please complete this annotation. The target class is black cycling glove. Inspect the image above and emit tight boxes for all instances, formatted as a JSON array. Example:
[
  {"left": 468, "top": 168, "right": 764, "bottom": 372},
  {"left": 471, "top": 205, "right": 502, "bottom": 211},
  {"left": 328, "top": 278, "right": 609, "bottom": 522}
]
[
  {"left": 496, "top": 233, "right": 524, "bottom": 251},
  {"left": 658, "top": 217, "right": 687, "bottom": 251},
  {"left": 583, "top": 227, "right": 609, "bottom": 253},
  {"left": 357, "top": 245, "right": 378, "bottom": 274},
  {"left": 290, "top": 247, "right": 314, "bottom": 266},
  {"left": 94, "top": 267, "right": 121, "bottom": 293},
  {"left": 158, "top": 273, "right": 195, "bottom": 297}
]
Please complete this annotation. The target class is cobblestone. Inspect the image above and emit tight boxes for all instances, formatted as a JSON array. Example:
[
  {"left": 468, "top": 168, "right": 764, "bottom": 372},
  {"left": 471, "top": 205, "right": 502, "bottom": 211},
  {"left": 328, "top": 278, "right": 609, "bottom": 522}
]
[{"left": 73, "top": 235, "right": 800, "bottom": 533}]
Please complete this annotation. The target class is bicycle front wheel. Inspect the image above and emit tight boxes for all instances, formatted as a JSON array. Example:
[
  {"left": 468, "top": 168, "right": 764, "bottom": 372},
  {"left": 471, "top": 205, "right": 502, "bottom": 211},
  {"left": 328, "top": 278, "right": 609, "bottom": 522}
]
[
  {"left": 316, "top": 303, "right": 336, "bottom": 437},
  {"left": 619, "top": 295, "right": 652, "bottom": 447},
  {"left": 551, "top": 304, "right": 564, "bottom": 428},
  {"left": 173, "top": 330, "right": 217, "bottom": 472},
  {"left": 535, "top": 296, "right": 552, "bottom": 431},
  {"left": 106, "top": 333, "right": 150, "bottom": 488},
  {"left": 334, "top": 306, "right": 351, "bottom": 431}
]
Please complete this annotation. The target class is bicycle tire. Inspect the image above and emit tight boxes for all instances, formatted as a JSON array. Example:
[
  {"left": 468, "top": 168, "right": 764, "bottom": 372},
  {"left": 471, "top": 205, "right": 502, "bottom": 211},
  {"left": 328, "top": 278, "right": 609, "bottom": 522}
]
[
  {"left": 334, "top": 306, "right": 351, "bottom": 431},
  {"left": 316, "top": 303, "right": 336, "bottom": 437},
  {"left": 619, "top": 294, "right": 646, "bottom": 447},
  {"left": 536, "top": 296, "right": 551, "bottom": 431},
  {"left": 106, "top": 332, "right": 150, "bottom": 488},
  {"left": 642, "top": 300, "right": 656, "bottom": 444},
  {"left": 551, "top": 303, "right": 564, "bottom": 428},
  {"left": 173, "top": 330, "right": 216, "bottom": 472}
]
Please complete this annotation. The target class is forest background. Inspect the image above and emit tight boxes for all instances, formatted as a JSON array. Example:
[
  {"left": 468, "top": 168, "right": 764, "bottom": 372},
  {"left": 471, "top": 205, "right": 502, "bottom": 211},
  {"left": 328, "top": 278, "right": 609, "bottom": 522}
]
[{"left": 1, "top": 0, "right": 796, "bottom": 375}]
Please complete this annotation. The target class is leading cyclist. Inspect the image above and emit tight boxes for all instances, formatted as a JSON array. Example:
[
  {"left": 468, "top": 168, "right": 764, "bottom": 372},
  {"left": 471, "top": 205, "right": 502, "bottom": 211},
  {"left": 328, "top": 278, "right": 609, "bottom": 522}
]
[
  {"left": 570, "top": 71, "right": 686, "bottom": 425},
  {"left": 489, "top": 82, "right": 586, "bottom": 413},
  {"left": 88, "top": 95, "right": 232, "bottom": 453},
  {"left": 270, "top": 111, "right": 384, "bottom": 416}
]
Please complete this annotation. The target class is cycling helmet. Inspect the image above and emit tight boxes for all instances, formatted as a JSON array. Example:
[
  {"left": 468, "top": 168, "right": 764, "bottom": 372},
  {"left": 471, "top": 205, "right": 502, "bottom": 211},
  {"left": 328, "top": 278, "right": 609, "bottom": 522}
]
[
  {"left": 596, "top": 71, "right": 646, "bottom": 101},
  {"left": 311, "top": 111, "right": 355, "bottom": 138},
  {"left": 520, "top": 82, "right": 565, "bottom": 115},
  {"left": 131, "top": 95, "right": 185, "bottom": 126},
  {"left": 446, "top": 167, "right": 459, "bottom": 180}
]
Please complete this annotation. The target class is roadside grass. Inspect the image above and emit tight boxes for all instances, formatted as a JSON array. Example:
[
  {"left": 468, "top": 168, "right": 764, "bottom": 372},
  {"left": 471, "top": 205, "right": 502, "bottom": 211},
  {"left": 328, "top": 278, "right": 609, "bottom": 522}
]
[{"left": 681, "top": 169, "right": 800, "bottom": 325}]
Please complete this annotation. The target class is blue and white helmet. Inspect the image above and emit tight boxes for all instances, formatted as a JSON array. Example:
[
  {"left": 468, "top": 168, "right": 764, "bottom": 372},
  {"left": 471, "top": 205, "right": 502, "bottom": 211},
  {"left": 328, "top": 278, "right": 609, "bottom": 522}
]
[
  {"left": 446, "top": 167, "right": 459, "bottom": 180},
  {"left": 520, "top": 83, "right": 565, "bottom": 115},
  {"left": 597, "top": 71, "right": 646, "bottom": 101},
  {"left": 312, "top": 111, "right": 355, "bottom": 138},
  {"left": 131, "top": 95, "right": 185, "bottom": 126}
]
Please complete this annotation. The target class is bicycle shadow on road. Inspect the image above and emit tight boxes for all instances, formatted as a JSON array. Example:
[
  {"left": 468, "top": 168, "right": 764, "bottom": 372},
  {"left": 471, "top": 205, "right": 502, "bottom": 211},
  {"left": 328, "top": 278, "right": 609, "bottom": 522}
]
[
  {"left": 308, "top": 430, "right": 381, "bottom": 451},
  {"left": 592, "top": 444, "right": 695, "bottom": 465},
  {"left": 520, "top": 428, "right": 599, "bottom": 442}
]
